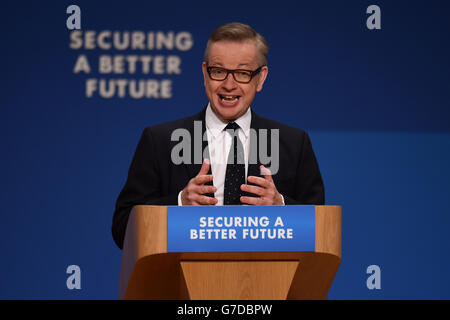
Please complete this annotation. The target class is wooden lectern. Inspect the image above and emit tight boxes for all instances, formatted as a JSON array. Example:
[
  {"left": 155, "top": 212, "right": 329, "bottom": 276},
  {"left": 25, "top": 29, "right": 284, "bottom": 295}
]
[{"left": 119, "top": 205, "right": 341, "bottom": 300}]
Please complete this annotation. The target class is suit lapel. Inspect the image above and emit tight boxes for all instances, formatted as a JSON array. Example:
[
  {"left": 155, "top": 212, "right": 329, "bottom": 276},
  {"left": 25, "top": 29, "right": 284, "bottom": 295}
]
[
  {"left": 241, "top": 110, "right": 264, "bottom": 199},
  {"left": 248, "top": 110, "right": 264, "bottom": 179},
  {"left": 186, "top": 107, "right": 214, "bottom": 198}
]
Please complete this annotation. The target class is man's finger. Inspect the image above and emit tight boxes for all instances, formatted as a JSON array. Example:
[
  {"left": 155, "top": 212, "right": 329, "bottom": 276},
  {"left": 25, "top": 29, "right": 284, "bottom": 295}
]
[
  {"left": 247, "top": 175, "right": 270, "bottom": 188},
  {"left": 198, "top": 158, "right": 211, "bottom": 176},
  {"left": 241, "top": 184, "right": 264, "bottom": 196},
  {"left": 198, "top": 185, "right": 217, "bottom": 195},
  {"left": 194, "top": 174, "right": 214, "bottom": 185},
  {"left": 260, "top": 165, "right": 274, "bottom": 183},
  {"left": 195, "top": 195, "right": 218, "bottom": 205},
  {"left": 240, "top": 196, "right": 261, "bottom": 205}
]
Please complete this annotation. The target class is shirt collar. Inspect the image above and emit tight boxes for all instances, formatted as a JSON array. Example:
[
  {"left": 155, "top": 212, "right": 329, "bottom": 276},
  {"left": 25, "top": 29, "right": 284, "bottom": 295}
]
[{"left": 205, "top": 103, "right": 252, "bottom": 139}]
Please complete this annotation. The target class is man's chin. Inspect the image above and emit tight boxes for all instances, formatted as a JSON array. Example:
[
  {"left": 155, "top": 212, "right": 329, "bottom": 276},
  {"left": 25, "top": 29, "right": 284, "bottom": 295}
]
[{"left": 211, "top": 103, "right": 247, "bottom": 122}]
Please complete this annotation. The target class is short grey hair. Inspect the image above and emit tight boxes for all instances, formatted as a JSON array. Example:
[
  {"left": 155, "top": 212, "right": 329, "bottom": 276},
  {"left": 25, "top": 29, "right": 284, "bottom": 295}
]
[{"left": 204, "top": 22, "right": 269, "bottom": 66}]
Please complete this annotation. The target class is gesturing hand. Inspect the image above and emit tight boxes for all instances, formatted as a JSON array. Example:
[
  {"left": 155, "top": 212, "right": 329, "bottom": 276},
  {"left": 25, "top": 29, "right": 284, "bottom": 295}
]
[
  {"left": 240, "top": 165, "right": 284, "bottom": 205},
  {"left": 181, "top": 159, "right": 218, "bottom": 205}
]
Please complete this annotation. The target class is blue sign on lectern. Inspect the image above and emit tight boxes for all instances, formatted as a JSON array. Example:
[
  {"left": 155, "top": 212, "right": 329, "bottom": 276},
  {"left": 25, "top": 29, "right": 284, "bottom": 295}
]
[{"left": 167, "top": 205, "right": 315, "bottom": 252}]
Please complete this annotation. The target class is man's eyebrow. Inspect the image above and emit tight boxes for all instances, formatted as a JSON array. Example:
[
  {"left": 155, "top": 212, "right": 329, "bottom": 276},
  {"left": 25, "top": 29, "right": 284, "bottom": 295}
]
[{"left": 208, "top": 62, "right": 255, "bottom": 69}]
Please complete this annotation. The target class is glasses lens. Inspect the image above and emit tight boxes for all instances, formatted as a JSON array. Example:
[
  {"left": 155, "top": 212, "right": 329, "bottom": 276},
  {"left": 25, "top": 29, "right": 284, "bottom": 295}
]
[
  {"left": 234, "top": 70, "right": 252, "bottom": 83},
  {"left": 209, "top": 67, "right": 227, "bottom": 80}
]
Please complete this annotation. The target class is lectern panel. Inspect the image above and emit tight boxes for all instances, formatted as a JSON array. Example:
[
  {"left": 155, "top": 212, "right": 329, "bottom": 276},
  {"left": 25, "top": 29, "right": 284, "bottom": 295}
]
[{"left": 167, "top": 205, "right": 315, "bottom": 252}]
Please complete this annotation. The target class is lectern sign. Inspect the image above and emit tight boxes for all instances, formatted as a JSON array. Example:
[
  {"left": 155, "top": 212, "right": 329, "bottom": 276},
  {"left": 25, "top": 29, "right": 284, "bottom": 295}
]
[{"left": 167, "top": 205, "right": 315, "bottom": 252}]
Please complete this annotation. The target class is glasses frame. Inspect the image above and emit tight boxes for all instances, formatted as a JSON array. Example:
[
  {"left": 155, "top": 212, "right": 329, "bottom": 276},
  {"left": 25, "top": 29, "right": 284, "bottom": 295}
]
[{"left": 206, "top": 65, "right": 266, "bottom": 84}]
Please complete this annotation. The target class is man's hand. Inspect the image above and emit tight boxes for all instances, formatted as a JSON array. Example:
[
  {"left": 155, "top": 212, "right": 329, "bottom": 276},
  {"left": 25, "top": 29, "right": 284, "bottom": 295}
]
[
  {"left": 240, "top": 165, "right": 284, "bottom": 205},
  {"left": 181, "top": 159, "right": 218, "bottom": 205}
]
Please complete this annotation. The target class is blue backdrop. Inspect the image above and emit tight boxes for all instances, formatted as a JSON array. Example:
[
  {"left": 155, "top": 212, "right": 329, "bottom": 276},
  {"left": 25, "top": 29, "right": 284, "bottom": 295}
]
[{"left": 1, "top": 0, "right": 449, "bottom": 299}]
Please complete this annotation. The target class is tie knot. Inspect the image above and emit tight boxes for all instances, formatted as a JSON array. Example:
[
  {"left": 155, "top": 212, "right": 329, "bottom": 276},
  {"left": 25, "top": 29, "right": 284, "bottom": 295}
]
[{"left": 225, "top": 122, "right": 240, "bottom": 131}]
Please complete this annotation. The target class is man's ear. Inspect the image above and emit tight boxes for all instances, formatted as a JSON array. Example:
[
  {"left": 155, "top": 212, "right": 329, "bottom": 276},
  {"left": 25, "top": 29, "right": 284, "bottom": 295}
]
[
  {"left": 202, "top": 62, "right": 208, "bottom": 86},
  {"left": 256, "top": 65, "right": 269, "bottom": 92}
]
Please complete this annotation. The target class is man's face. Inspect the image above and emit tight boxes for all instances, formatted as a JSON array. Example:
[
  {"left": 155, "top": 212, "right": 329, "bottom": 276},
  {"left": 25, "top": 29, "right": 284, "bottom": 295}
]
[{"left": 202, "top": 40, "right": 268, "bottom": 122}]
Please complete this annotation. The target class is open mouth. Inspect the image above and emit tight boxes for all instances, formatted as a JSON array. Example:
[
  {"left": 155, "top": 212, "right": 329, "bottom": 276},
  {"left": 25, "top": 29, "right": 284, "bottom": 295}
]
[{"left": 218, "top": 94, "right": 240, "bottom": 103}]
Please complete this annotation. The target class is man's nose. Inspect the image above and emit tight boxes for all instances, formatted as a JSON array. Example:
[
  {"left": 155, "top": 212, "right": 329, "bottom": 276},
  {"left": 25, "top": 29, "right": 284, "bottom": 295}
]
[{"left": 222, "top": 72, "right": 238, "bottom": 90}]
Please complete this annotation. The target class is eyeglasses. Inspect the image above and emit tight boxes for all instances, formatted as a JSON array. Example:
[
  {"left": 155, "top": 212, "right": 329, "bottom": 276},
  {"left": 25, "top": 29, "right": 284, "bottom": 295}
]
[{"left": 206, "top": 65, "right": 265, "bottom": 84}]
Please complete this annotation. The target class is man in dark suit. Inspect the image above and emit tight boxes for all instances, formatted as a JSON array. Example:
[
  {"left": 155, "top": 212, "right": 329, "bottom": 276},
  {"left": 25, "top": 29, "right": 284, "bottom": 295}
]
[{"left": 112, "top": 22, "right": 324, "bottom": 249}]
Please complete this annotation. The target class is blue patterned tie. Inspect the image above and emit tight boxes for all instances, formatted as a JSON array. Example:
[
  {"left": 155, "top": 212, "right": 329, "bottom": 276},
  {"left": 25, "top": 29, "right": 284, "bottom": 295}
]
[{"left": 223, "top": 122, "right": 245, "bottom": 205}]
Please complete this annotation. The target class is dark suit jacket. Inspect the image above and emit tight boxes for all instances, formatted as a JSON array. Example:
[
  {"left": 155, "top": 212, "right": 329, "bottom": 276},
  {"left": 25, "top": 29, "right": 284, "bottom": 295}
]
[{"left": 112, "top": 107, "right": 325, "bottom": 249}]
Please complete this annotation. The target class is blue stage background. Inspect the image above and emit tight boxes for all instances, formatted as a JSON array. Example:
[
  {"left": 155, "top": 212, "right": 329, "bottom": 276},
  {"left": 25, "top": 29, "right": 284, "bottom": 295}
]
[{"left": 1, "top": 0, "right": 449, "bottom": 299}]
